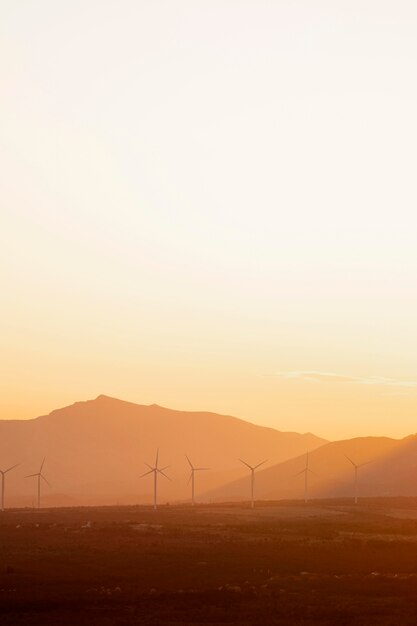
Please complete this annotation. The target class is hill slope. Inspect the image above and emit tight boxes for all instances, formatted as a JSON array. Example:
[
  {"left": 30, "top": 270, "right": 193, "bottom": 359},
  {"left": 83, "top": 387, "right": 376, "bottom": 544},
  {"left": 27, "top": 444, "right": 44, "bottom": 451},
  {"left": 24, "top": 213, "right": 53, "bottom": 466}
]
[
  {"left": 207, "top": 434, "right": 417, "bottom": 502},
  {"left": 0, "top": 395, "right": 326, "bottom": 506}
]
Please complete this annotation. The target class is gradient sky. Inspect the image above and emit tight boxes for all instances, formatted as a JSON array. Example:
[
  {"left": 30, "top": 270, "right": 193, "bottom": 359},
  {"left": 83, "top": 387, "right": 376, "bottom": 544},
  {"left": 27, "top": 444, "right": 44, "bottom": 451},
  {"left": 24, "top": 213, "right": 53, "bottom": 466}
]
[{"left": 1, "top": 1, "right": 416, "bottom": 440}]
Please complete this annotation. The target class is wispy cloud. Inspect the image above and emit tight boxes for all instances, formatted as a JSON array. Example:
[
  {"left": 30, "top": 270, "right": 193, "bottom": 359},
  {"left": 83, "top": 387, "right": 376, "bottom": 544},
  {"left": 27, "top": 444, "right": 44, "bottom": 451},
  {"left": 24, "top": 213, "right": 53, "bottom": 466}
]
[{"left": 272, "top": 371, "right": 417, "bottom": 388}]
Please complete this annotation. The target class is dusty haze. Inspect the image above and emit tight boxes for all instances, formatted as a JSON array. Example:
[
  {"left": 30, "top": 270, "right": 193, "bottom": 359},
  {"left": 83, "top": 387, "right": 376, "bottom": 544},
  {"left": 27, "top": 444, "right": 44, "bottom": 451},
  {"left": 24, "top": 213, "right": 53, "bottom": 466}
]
[{"left": 0, "top": 395, "right": 326, "bottom": 507}]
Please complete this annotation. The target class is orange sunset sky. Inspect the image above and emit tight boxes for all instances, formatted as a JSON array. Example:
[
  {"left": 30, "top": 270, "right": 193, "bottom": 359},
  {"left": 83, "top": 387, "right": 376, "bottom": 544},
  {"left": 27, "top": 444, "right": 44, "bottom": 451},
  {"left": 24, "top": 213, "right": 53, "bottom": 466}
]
[{"left": 1, "top": 1, "right": 416, "bottom": 440}]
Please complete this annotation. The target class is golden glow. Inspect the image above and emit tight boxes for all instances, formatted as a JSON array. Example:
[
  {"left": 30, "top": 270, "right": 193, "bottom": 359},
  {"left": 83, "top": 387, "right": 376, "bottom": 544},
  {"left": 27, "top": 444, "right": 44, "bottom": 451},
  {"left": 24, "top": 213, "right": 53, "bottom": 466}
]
[{"left": 1, "top": 1, "right": 416, "bottom": 439}]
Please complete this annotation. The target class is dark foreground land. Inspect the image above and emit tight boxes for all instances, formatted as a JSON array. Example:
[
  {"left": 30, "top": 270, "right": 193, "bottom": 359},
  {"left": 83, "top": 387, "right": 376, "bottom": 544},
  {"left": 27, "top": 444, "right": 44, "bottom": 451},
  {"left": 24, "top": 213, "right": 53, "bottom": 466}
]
[{"left": 2, "top": 499, "right": 417, "bottom": 625}]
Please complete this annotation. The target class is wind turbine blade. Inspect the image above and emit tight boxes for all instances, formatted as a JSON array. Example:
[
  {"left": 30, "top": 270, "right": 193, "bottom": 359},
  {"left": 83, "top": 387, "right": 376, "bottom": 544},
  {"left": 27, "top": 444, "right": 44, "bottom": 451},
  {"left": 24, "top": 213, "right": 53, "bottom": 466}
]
[
  {"left": 144, "top": 463, "right": 154, "bottom": 470},
  {"left": 158, "top": 469, "right": 171, "bottom": 481},
  {"left": 155, "top": 449, "right": 159, "bottom": 469},
  {"left": 5, "top": 463, "right": 19, "bottom": 474},
  {"left": 185, "top": 455, "right": 194, "bottom": 469},
  {"left": 187, "top": 472, "right": 192, "bottom": 486},
  {"left": 40, "top": 457, "right": 46, "bottom": 473},
  {"left": 159, "top": 465, "right": 170, "bottom": 472},
  {"left": 345, "top": 455, "right": 357, "bottom": 467},
  {"left": 25, "top": 473, "right": 39, "bottom": 478},
  {"left": 293, "top": 469, "right": 306, "bottom": 478},
  {"left": 358, "top": 460, "right": 374, "bottom": 468},
  {"left": 254, "top": 459, "right": 268, "bottom": 470},
  {"left": 195, "top": 467, "right": 210, "bottom": 471},
  {"left": 308, "top": 469, "right": 319, "bottom": 478},
  {"left": 239, "top": 459, "right": 253, "bottom": 470},
  {"left": 140, "top": 469, "right": 155, "bottom": 478},
  {"left": 41, "top": 475, "right": 51, "bottom": 487}
]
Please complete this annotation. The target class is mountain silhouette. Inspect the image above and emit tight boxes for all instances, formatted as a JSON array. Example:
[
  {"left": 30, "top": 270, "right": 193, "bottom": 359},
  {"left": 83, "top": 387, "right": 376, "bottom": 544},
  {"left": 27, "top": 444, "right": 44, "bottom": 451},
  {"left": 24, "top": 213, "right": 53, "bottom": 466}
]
[
  {"left": 207, "top": 434, "right": 417, "bottom": 502},
  {"left": 0, "top": 395, "right": 326, "bottom": 506}
]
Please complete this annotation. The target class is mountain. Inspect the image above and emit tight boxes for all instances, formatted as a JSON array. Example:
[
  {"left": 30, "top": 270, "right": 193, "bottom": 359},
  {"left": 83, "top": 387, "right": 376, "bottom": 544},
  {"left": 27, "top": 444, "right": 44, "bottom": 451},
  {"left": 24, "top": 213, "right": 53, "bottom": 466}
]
[
  {"left": 0, "top": 395, "right": 326, "bottom": 507},
  {"left": 206, "top": 434, "right": 417, "bottom": 501}
]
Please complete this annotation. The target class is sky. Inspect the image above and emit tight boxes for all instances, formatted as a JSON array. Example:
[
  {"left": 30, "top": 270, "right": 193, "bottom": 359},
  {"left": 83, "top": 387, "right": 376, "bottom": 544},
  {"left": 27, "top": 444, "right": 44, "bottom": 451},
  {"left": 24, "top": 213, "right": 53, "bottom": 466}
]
[{"left": 1, "top": 0, "right": 416, "bottom": 440}]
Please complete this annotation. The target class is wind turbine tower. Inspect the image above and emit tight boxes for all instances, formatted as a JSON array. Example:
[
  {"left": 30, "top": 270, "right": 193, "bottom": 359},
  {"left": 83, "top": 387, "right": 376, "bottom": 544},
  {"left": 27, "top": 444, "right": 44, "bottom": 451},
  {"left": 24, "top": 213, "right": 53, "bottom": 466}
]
[
  {"left": 239, "top": 459, "right": 267, "bottom": 509},
  {"left": 0, "top": 464, "right": 19, "bottom": 511},
  {"left": 345, "top": 455, "right": 371, "bottom": 504},
  {"left": 25, "top": 458, "right": 50, "bottom": 509},
  {"left": 186, "top": 455, "right": 209, "bottom": 506},
  {"left": 295, "top": 452, "right": 316, "bottom": 503},
  {"left": 140, "top": 449, "right": 170, "bottom": 510}
]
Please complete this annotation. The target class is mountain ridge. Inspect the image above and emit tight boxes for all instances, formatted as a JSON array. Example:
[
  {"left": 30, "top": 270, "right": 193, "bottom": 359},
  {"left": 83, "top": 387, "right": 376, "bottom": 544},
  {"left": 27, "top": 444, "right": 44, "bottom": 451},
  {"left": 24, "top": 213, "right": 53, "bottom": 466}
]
[
  {"left": 0, "top": 395, "right": 327, "bottom": 507},
  {"left": 206, "top": 433, "right": 417, "bottom": 502},
  {"left": 28, "top": 394, "right": 322, "bottom": 439}
]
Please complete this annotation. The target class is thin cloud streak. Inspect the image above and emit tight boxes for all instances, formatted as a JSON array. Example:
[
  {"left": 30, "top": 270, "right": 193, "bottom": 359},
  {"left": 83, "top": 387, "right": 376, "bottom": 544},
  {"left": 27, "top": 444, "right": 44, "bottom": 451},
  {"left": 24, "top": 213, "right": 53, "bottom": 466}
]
[{"left": 272, "top": 371, "right": 417, "bottom": 388}]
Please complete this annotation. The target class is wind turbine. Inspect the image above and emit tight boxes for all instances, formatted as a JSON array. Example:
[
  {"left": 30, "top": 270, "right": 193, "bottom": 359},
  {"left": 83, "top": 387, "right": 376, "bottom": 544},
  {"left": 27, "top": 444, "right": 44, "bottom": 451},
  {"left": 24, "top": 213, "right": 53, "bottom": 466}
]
[
  {"left": 345, "top": 455, "right": 372, "bottom": 504},
  {"left": 25, "top": 458, "right": 51, "bottom": 509},
  {"left": 0, "top": 464, "right": 19, "bottom": 511},
  {"left": 186, "top": 455, "right": 209, "bottom": 506},
  {"left": 140, "top": 449, "right": 170, "bottom": 510},
  {"left": 239, "top": 458, "right": 267, "bottom": 509},
  {"left": 295, "top": 452, "right": 316, "bottom": 503}
]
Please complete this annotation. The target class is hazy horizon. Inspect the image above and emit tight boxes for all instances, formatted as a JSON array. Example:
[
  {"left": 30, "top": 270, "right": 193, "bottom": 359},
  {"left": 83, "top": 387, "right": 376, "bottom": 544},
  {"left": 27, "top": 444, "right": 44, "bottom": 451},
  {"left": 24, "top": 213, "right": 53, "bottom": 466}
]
[
  {"left": 0, "top": 392, "right": 415, "bottom": 443},
  {"left": 3, "top": 4, "right": 417, "bottom": 625},
  {"left": 3, "top": 392, "right": 417, "bottom": 510},
  {"left": 2, "top": 1, "right": 417, "bottom": 440}
]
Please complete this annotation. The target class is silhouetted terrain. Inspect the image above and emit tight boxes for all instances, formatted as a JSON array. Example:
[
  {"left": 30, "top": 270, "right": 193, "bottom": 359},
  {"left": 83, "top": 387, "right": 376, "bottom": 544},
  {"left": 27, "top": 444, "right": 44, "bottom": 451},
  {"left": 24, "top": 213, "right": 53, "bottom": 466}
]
[
  {"left": 209, "top": 435, "right": 417, "bottom": 502},
  {"left": 2, "top": 501, "right": 417, "bottom": 625},
  {"left": 0, "top": 396, "right": 326, "bottom": 506}
]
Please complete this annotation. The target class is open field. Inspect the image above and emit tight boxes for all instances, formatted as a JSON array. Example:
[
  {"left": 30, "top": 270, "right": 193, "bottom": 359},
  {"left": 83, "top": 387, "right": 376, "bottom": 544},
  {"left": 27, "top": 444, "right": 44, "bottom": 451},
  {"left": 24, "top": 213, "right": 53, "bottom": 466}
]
[{"left": 2, "top": 499, "right": 417, "bottom": 625}]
